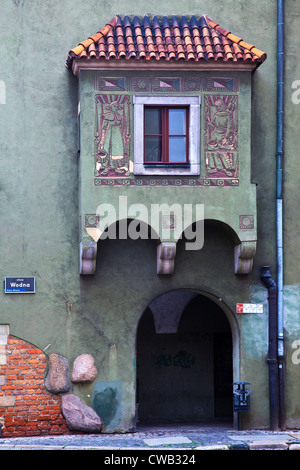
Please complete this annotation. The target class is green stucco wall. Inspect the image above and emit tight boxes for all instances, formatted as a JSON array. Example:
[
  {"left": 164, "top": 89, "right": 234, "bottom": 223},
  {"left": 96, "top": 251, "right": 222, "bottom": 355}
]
[{"left": 0, "top": 0, "right": 299, "bottom": 432}]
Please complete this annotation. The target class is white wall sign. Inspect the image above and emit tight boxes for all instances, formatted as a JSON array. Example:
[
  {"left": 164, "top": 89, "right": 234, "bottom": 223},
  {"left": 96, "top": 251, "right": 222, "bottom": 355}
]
[{"left": 236, "top": 303, "right": 263, "bottom": 314}]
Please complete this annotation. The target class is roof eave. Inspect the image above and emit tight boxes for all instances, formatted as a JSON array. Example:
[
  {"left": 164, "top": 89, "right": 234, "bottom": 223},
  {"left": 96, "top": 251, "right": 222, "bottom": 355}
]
[{"left": 70, "top": 58, "right": 259, "bottom": 77}]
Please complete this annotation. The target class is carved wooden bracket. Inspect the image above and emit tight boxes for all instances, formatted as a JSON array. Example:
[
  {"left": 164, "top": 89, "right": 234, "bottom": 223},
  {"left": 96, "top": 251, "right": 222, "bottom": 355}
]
[
  {"left": 234, "top": 241, "right": 257, "bottom": 274},
  {"left": 80, "top": 240, "right": 97, "bottom": 275},
  {"left": 157, "top": 242, "right": 176, "bottom": 275}
]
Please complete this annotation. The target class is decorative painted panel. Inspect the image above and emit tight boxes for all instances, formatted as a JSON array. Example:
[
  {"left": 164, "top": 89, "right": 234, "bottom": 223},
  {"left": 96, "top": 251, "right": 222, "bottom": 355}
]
[
  {"left": 204, "top": 95, "right": 238, "bottom": 180},
  {"left": 152, "top": 77, "right": 181, "bottom": 92},
  {"left": 94, "top": 76, "right": 239, "bottom": 93},
  {"left": 93, "top": 78, "right": 240, "bottom": 187},
  {"left": 239, "top": 215, "right": 255, "bottom": 230},
  {"left": 94, "top": 94, "right": 132, "bottom": 178},
  {"left": 96, "top": 77, "right": 126, "bottom": 91}
]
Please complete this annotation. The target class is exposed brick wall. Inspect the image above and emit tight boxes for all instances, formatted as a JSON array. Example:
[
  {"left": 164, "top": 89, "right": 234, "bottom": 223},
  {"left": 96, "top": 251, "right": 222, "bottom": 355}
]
[{"left": 0, "top": 331, "right": 70, "bottom": 437}]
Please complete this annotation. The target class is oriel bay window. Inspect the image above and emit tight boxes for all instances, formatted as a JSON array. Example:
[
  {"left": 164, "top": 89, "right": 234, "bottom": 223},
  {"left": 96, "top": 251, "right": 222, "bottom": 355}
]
[
  {"left": 134, "top": 95, "right": 201, "bottom": 176},
  {"left": 144, "top": 106, "right": 189, "bottom": 166}
]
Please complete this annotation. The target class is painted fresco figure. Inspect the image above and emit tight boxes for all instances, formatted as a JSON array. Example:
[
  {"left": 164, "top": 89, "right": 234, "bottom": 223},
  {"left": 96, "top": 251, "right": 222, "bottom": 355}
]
[
  {"left": 207, "top": 98, "right": 235, "bottom": 150},
  {"left": 95, "top": 98, "right": 130, "bottom": 176},
  {"left": 205, "top": 97, "right": 238, "bottom": 177},
  {"left": 206, "top": 151, "right": 237, "bottom": 177}
]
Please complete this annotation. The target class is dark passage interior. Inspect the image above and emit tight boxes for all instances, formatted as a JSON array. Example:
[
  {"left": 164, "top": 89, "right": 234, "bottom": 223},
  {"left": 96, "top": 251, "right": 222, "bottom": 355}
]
[{"left": 136, "top": 292, "right": 233, "bottom": 423}]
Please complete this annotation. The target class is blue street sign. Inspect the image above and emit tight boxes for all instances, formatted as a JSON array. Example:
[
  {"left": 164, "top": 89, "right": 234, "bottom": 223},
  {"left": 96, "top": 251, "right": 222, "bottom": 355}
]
[{"left": 4, "top": 277, "right": 35, "bottom": 294}]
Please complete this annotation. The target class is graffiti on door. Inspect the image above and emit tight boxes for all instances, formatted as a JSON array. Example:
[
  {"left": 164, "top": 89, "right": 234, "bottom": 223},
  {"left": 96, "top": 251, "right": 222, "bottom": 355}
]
[{"left": 154, "top": 348, "right": 196, "bottom": 369}]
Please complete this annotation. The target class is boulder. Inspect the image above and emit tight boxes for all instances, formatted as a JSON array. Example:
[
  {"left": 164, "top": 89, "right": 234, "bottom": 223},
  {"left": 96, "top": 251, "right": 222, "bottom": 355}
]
[
  {"left": 61, "top": 393, "right": 103, "bottom": 433},
  {"left": 71, "top": 353, "right": 98, "bottom": 383},
  {"left": 45, "top": 353, "right": 70, "bottom": 394}
]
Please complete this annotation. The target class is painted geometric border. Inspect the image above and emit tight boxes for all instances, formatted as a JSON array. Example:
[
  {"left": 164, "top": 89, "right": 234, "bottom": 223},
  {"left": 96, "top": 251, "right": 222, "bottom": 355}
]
[{"left": 94, "top": 178, "right": 239, "bottom": 187}]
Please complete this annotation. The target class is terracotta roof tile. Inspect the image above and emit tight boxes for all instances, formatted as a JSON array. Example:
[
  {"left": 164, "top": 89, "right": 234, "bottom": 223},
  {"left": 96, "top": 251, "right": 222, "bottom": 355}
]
[{"left": 66, "top": 14, "right": 267, "bottom": 68}]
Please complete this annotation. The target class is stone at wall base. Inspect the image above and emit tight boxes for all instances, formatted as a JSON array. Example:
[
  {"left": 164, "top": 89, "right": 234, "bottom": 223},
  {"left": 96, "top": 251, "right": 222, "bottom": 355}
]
[
  {"left": 62, "top": 393, "right": 103, "bottom": 433},
  {"left": 45, "top": 353, "right": 70, "bottom": 394}
]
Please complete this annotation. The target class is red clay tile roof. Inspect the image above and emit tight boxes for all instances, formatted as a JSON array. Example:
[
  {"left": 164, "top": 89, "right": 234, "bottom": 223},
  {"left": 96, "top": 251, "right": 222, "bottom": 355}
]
[{"left": 66, "top": 15, "right": 267, "bottom": 69}]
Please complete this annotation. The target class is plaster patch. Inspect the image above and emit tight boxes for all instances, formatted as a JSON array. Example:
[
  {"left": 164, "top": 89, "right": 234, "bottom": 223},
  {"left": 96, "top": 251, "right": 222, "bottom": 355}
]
[
  {"left": 92, "top": 381, "right": 122, "bottom": 430},
  {"left": 283, "top": 284, "right": 300, "bottom": 335},
  {"left": 0, "top": 353, "right": 7, "bottom": 365},
  {"left": 0, "top": 80, "right": 6, "bottom": 105},
  {"left": 0, "top": 325, "right": 9, "bottom": 335},
  {"left": 0, "top": 335, "right": 8, "bottom": 345},
  {"left": 249, "top": 284, "right": 268, "bottom": 305}
]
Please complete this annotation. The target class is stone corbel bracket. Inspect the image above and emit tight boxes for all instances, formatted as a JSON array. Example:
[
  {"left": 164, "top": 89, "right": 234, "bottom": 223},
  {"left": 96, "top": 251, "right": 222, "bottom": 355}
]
[
  {"left": 157, "top": 242, "right": 176, "bottom": 275},
  {"left": 80, "top": 240, "right": 97, "bottom": 275},
  {"left": 234, "top": 241, "right": 257, "bottom": 274}
]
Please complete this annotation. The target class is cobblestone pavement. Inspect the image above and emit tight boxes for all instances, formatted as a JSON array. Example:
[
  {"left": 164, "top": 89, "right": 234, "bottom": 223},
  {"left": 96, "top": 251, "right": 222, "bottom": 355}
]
[{"left": 1, "top": 422, "right": 300, "bottom": 450}]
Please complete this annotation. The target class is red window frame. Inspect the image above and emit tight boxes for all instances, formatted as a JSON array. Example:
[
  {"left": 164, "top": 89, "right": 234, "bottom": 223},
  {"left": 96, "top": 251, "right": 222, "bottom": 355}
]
[{"left": 143, "top": 105, "right": 189, "bottom": 165}]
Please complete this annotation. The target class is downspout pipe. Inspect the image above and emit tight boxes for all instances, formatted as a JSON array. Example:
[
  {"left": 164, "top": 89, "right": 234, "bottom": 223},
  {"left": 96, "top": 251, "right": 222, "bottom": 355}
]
[
  {"left": 260, "top": 266, "right": 279, "bottom": 430},
  {"left": 276, "top": 0, "right": 286, "bottom": 430}
]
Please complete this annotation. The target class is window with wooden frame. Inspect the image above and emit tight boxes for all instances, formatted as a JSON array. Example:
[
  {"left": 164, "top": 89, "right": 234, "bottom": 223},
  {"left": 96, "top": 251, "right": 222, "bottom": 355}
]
[
  {"left": 144, "top": 106, "right": 189, "bottom": 166},
  {"left": 134, "top": 95, "right": 201, "bottom": 176}
]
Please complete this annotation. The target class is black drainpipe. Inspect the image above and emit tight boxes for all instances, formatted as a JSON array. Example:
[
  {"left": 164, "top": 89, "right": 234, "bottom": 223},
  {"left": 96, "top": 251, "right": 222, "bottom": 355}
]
[{"left": 260, "top": 266, "right": 279, "bottom": 430}]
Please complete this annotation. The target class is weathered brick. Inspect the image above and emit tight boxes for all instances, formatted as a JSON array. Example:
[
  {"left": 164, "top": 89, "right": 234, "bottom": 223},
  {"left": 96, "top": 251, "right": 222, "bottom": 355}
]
[
  {"left": 28, "top": 349, "right": 42, "bottom": 354},
  {"left": 15, "top": 405, "right": 29, "bottom": 412},
  {"left": 1, "top": 335, "right": 69, "bottom": 437},
  {"left": 2, "top": 385, "right": 15, "bottom": 391}
]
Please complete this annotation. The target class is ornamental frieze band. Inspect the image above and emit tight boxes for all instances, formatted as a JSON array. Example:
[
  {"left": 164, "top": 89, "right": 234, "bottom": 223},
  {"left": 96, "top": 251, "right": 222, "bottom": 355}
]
[{"left": 94, "top": 178, "right": 239, "bottom": 186}]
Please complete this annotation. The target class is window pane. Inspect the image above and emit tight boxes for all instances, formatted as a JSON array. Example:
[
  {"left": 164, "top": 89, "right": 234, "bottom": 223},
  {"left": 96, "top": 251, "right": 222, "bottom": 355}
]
[
  {"left": 168, "top": 137, "right": 186, "bottom": 162},
  {"left": 144, "top": 108, "right": 162, "bottom": 135},
  {"left": 169, "top": 109, "right": 186, "bottom": 135},
  {"left": 145, "top": 136, "right": 162, "bottom": 162}
]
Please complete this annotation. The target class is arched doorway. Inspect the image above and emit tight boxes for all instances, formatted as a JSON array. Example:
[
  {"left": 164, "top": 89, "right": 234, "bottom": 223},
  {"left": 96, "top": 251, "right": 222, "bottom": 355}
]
[{"left": 136, "top": 290, "right": 235, "bottom": 424}]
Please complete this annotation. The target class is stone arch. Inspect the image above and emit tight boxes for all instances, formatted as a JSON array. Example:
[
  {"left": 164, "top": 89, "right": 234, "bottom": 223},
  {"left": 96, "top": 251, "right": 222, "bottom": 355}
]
[
  {"left": 135, "top": 288, "right": 239, "bottom": 424},
  {"left": 178, "top": 217, "right": 256, "bottom": 275},
  {"left": 80, "top": 217, "right": 161, "bottom": 275},
  {"left": 80, "top": 214, "right": 256, "bottom": 275}
]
